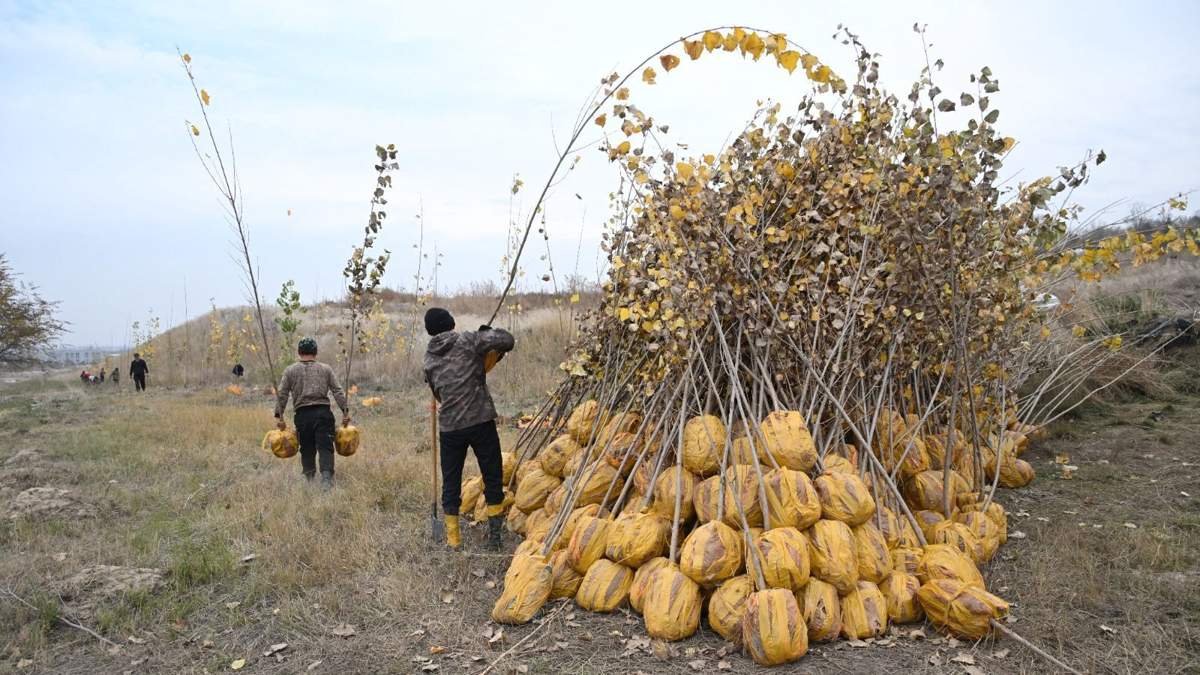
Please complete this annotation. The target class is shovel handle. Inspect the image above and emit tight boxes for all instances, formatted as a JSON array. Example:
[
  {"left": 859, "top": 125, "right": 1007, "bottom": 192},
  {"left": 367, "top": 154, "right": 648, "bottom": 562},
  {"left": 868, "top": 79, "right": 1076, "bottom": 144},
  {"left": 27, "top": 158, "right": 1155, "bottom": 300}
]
[{"left": 430, "top": 397, "right": 439, "bottom": 512}]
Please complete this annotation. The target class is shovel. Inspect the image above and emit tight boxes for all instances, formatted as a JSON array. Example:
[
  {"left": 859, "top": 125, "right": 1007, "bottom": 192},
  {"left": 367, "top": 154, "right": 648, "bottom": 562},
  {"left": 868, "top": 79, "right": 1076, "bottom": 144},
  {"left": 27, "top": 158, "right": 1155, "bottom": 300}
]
[{"left": 429, "top": 396, "right": 444, "bottom": 543}]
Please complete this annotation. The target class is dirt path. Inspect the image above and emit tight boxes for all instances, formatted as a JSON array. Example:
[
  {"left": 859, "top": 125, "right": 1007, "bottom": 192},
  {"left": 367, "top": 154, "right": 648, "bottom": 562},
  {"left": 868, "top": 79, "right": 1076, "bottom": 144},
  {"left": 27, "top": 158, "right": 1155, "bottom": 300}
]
[{"left": 0, "top": 377, "right": 1196, "bottom": 674}]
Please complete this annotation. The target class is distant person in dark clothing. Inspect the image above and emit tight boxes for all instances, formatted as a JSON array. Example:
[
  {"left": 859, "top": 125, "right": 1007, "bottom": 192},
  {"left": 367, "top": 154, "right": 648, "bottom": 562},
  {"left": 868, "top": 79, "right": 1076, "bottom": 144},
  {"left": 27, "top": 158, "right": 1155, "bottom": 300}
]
[
  {"left": 232, "top": 363, "right": 245, "bottom": 378},
  {"left": 80, "top": 370, "right": 89, "bottom": 384},
  {"left": 273, "top": 338, "right": 350, "bottom": 490},
  {"left": 98, "top": 370, "right": 105, "bottom": 383},
  {"left": 111, "top": 368, "right": 120, "bottom": 385},
  {"left": 130, "top": 354, "right": 149, "bottom": 392}
]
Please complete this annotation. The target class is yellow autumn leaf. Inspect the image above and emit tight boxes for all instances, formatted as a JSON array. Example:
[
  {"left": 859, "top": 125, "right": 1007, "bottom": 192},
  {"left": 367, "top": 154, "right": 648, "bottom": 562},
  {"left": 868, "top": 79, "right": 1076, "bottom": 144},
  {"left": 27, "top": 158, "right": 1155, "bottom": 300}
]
[
  {"left": 642, "top": 67, "right": 657, "bottom": 84},
  {"left": 742, "top": 32, "right": 765, "bottom": 60},
  {"left": 767, "top": 33, "right": 787, "bottom": 54},
  {"left": 618, "top": 307, "right": 632, "bottom": 322},
  {"left": 777, "top": 162, "right": 795, "bottom": 179},
  {"left": 190, "top": 124, "right": 200, "bottom": 137},
  {"left": 683, "top": 39, "right": 703, "bottom": 61},
  {"left": 615, "top": 140, "right": 631, "bottom": 155},
  {"left": 669, "top": 204, "right": 685, "bottom": 220},
  {"left": 722, "top": 31, "right": 740, "bottom": 52},
  {"left": 231, "top": 659, "right": 246, "bottom": 671},
  {"left": 1002, "top": 137, "right": 1016, "bottom": 152},
  {"left": 800, "top": 53, "right": 819, "bottom": 72},
  {"left": 810, "top": 65, "right": 832, "bottom": 83},
  {"left": 659, "top": 54, "right": 680, "bottom": 72},
  {"left": 777, "top": 50, "right": 801, "bottom": 73},
  {"left": 702, "top": 30, "right": 722, "bottom": 51},
  {"left": 594, "top": 113, "right": 606, "bottom": 127},
  {"left": 1071, "top": 325, "right": 1086, "bottom": 338},
  {"left": 615, "top": 87, "right": 630, "bottom": 101},
  {"left": 675, "top": 162, "right": 693, "bottom": 181},
  {"left": 181, "top": 53, "right": 191, "bottom": 64},
  {"left": 200, "top": 89, "right": 211, "bottom": 106},
  {"left": 570, "top": 293, "right": 580, "bottom": 304}
]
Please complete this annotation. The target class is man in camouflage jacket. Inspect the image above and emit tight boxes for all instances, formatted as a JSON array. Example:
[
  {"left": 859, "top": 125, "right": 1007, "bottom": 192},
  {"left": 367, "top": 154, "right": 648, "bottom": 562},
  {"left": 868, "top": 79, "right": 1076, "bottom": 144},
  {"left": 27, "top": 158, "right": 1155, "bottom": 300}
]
[{"left": 423, "top": 307, "right": 515, "bottom": 549}]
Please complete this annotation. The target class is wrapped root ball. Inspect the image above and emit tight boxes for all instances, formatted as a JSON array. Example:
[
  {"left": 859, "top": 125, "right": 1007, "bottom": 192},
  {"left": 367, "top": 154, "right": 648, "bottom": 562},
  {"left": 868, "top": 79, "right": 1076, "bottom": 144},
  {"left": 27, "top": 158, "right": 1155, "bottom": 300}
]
[
  {"left": 1000, "top": 458, "right": 1036, "bottom": 488},
  {"left": 730, "top": 436, "right": 760, "bottom": 466},
  {"left": 758, "top": 410, "right": 817, "bottom": 472},
  {"left": 929, "top": 521, "right": 986, "bottom": 564},
  {"left": 881, "top": 572, "right": 923, "bottom": 624},
  {"left": 557, "top": 503, "right": 601, "bottom": 550},
  {"left": 892, "top": 546, "right": 923, "bottom": 574},
  {"left": 898, "top": 516, "right": 923, "bottom": 549},
  {"left": 852, "top": 522, "right": 892, "bottom": 584},
  {"left": 954, "top": 511, "right": 1001, "bottom": 561},
  {"left": 577, "top": 462, "right": 623, "bottom": 507},
  {"left": 629, "top": 556, "right": 672, "bottom": 614},
  {"left": 643, "top": 563, "right": 702, "bottom": 641},
  {"left": 917, "top": 544, "right": 984, "bottom": 589},
  {"left": 680, "top": 521, "right": 743, "bottom": 587},
  {"left": 576, "top": 559, "right": 633, "bottom": 612},
  {"left": 923, "top": 434, "right": 948, "bottom": 469},
  {"left": 650, "top": 466, "right": 699, "bottom": 521},
  {"left": 513, "top": 537, "right": 543, "bottom": 559},
  {"left": 872, "top": 507, "right": 904, "bottom": 549},
  {"left": 682, "top": 415, "right": 726, "bottom": 476},
  {"left": 905, "top": 469, "right": 969, "bottom": 514},
  {"left": 821, "top": 453, "right": 856, "bottom": 475},
  {"left": 807, "top": 519, "right": 860, "bottom": 593},
  {"left": 694, "top": 468, "right": 763, "bottom": 528},
  {"left": 742, "top": 589, "right": 809, "bottom": 666},
  {"left": 548, "top": 549, "right": 583, "bottom": 599},
  {"left": 539, "top": 434, "right": 581, "bottom": 478},
  {"left": 567, "top": 400, "right": 604, "bottom": 446},
  {"left": 506, "top": 505, "right": 529, "bottom": 535},
  {"left": 262, "top": 428, "right": 299, "bottom": 459},
  {"left": 500, "top": 451, "right": 517, "bottom": 485},
  {"left": 542, "top": 483, "right": 567, "bottom": 517},
  {"left": 514, "top": 466, "right": 562, "bottom": 513},
  {"left": 762, "top": 467, "right": 822, "bottom": 530},
  {"left": 567, "top": 515, "right": 612, "bottom": 574},
  {"left": 798, "top": 578, "right": 841, "bottom": 642},
  {"left": 707, "top": 575, "right": 754, "bottom": 643},
  {"left": 606, "top": 512, "right": 669, "bottom": 567},
  {"left": 603, "top": 432, "right": 641, "bottom": 476},
  {"left": 752, "top": 527, "right": 811, "bottom": 592},
  {"left": 524, "top": 508, "right": 553, "bottom": 545},
  {"left": 492, "top": 554, "right": 553, "bottom": 624},
  {"left": 882, "top": 436, "right": 930, "bottom": 481},
  {"left": 459, "top": 477, "right": 484, "bottom": 517},
  {"left": 917, "top": 579, "right": 1009, "bottom": 639},
  {"left": 913, "top": 509, "right": 946, "bottom": 539},
  {"left": 596, "top": 412, "right": 642, "bottom": 450},
  {"left": 334, "top": 424, "right": 360, "bottom": 456},
  {"left": 960, "top": 500, "right": 1008, "bottom": 544},
  {"left": 814, "top": 472, "right": 876, "bottom": 525},
  {"left": 840, "top": 580, "right": 889, "bottom": 640}
]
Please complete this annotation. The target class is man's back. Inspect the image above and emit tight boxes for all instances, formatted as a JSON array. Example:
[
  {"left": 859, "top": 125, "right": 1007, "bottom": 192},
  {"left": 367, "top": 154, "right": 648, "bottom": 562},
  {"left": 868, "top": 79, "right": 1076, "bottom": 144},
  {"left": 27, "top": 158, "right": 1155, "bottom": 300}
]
[
  {"left": 424, "top": 328, "right": 514, "bottom": 432},
  {"left": 274, "top": 360, "right": 348, "bottom": 417}
]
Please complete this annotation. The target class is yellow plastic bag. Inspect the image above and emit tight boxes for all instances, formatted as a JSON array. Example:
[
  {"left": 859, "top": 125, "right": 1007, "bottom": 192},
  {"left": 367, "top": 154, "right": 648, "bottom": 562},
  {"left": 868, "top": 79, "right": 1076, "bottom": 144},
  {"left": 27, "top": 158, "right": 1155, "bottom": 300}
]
[
  {"left": 567, "top": 515, "right": 612, "bottom": 574},
  {"left": 881, "top": 572, "right": 923, "bottom": 624},
  {"left": 643, "top": 563, "right": 702, "bottom": 641},
  {"left": 542, "top": 483, "right": 567, "bottom": 516},
  {"left": 629, "top": 556, "right": 671, "bottom": 614},
  {"left": 649, "top": 466, "right": 699, "bottom": 521},
  {"left": 913, "top": 509, "right": 946, "bottom": 539},
  {"left": 751, "top": 527, "right": 811, "bottom": 592},
  {"left": 904, "top": 469, "right": 969, "bottom": 515},
  {"left": 492, "top": 554, "right": 553, "bottom": 624},
  {"left": 917, "top": 578, "right": 1009, "bottom": 639},
  {"left": 514, "top": 465, "right": 562, "bottom": 513},
  {"left": 814, "top": 472, "right": 876, "bottom": 525},
  {"left": 928, "top": 521, "right": 986, "bottom": 564},
  {"left": 1000, "top": 458, "right": 1036, "bottom": 488},
  {"left": 797, "top": 577, "right": 841, "bottom": 642},
  {"left": 576, "top": 559, "right": 633, "bottom": 612},
  {"left": 840, "top": 580, "right": 889, "bottom": 639},
  {"left": 821, "top": 453, "right": 856, "bottom": 475},
  {"left": 954, "top": 511, "right": 1001, "bottom": 561},
  {"left": 577, "top": 462, "right": 623, "bottom": 507},
  {"left": 916, "top": 544, "right": 984, "bottom": 589},
  {"left": 807, "top": 519, "right": 860, "bottom": 594},
  {"left": 757, "top": 410, "right": 817, "bottom": 472},
  {"left": 501, "top": 451, "right": 517, "bottom": 485},
  {"left": 881, "top": 435, "right": 930, "bottom": 481},
  {"left": 602, "top": 432, "right": 641, "bottom": 476},
  {"left": 682, "top": 415, "right": 725, "bottom": 476},
  {"left": 459, "top": 476, "right": 485, "bottom": 516},
  {"left": 707, "top": 575, "right": 753, "bottom": 643},
  {"left": 506, "top": 505, "right": 529, "bottom": 535},
  {"left": 606, "top": 512, "right": 669, "bottom": 567},
  {"left": 871, "top": 507, "right": 903, "bottom": 549},
  {"left": 539, "top": 434, "right": 581, "bottom": 478},
  {"left": 262, "top": 428, "right": 299, "bottom": 459},
  {"left": 524, "top": 508, "right": 552, "bottom": 544},
  {"left": 679, "top": 521, "right": 743, "bottom": 587},
  {"left": 548, "top": 549, "right": 583, "bottom": 600},
  {"left": 334, "top": 424, "right": 360, "bottom": 457},
  {"left": 555, "top": 503, "right": 600, "bottom": 550},
  {"left": 694, "top": 466, "right": 762, "bottom": 528},
  {"left": 742, "top": 588, "right": 808, "bottom": 666},
  {"left": 892, "top": 546, "right": 923, "bottom": 574},
  {"left": 596, "top": 412, "right": 642, "bottom": 449},
  {"left": 852, "top": 522, "right": 891, "bottom": 584},
  {"left": 762, "top": 467, "right": 822, "bottom": 530},
  {"left": 566, "top": 400, "right": 604, "bottom": 445}
]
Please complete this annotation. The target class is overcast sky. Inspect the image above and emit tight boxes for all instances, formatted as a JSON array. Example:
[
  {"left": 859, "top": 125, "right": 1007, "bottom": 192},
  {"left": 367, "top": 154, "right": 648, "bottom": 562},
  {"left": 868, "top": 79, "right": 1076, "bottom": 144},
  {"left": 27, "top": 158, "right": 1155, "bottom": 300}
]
[{"left": 1, "top": 0, "right": 1197, "bottom": 345}]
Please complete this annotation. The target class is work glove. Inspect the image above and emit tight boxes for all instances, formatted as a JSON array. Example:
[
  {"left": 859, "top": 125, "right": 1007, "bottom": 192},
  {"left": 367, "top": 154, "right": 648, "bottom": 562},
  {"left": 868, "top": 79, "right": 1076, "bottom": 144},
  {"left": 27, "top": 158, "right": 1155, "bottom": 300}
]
[
  {"left": 478, "top": 324, "right": 492, "bottom": 331},
  {"left": 275, "top": 417, "right": 287, "bottom": 431},
  {"left": 342, "top": 414, "right": 352, "bottom": 427}
]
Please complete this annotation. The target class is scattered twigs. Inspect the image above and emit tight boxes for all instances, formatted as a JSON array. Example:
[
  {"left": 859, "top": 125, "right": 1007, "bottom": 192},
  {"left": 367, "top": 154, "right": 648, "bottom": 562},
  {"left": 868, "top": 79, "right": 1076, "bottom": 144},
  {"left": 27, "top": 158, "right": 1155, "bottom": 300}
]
[
  {"left": 2, "top": 587, "right": 119, "bottom": 648},
  {"left": 990, "top": 619, "right": 1083, "bottom": 675}
]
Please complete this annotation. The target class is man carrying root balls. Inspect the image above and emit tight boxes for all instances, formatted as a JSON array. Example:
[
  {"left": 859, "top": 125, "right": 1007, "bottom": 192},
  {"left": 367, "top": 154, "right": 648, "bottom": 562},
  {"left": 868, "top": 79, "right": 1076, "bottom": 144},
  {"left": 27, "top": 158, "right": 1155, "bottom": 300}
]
[
  {"left": 273, "top": 337, "right": 351, "bottom": 491},
  {"left": 129, "top": 353, "right": 149, "bottom": 392},
  {"left": 423, "top": 307, "right": 515, "bottom": 550}
]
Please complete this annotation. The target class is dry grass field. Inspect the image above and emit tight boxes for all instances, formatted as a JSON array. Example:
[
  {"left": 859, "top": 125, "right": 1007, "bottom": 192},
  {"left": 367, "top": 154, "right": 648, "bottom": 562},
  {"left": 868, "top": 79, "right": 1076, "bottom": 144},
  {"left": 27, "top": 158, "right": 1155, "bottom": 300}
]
[{"left": 2, "top": 297, "right": 1199, "bottom": 674}]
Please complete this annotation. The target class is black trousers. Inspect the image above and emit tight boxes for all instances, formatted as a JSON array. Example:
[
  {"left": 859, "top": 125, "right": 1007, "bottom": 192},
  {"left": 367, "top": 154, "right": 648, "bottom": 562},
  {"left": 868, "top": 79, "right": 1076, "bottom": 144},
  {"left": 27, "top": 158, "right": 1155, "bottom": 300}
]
[
  {"left": 440, "top": 419, "right": 504, "bottom": 516},
  {"left": 295, "top": 405, "right": 335, "bottom": 477},
  {"left": 133, "top": 374, "right": 146, "bottom": 391}
]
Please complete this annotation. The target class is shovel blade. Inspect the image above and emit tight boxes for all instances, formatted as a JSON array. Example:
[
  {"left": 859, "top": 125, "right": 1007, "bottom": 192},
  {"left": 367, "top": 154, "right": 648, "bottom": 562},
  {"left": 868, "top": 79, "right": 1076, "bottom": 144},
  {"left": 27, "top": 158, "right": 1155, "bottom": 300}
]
[{"left": 430, "top": 503, "right": 445, "bottom": 543}]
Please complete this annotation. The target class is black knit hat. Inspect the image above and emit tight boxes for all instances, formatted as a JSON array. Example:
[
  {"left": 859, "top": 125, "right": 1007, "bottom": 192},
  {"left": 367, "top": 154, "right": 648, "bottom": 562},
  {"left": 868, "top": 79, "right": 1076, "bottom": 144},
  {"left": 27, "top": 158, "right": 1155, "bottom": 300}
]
[
  {"left": 424, "top": 308, "right": 455, "bottom": 336},
  {"left": 297, "top": 337, "right": 318, "bottom": 355}
]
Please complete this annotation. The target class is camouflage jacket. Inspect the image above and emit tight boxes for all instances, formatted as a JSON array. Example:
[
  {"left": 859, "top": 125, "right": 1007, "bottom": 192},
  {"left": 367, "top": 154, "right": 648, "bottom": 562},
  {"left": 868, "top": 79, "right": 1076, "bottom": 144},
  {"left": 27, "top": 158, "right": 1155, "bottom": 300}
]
[{"left": 424, "top": 328, "right": 515, "bottom": 432}]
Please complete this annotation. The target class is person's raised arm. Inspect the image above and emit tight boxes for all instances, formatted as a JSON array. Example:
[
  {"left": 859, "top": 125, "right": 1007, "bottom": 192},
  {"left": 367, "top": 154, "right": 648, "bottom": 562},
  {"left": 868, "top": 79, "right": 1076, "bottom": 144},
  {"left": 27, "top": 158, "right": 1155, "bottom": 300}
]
[{"left": 473, "top": 326, "right": 515, "bottom": 355}]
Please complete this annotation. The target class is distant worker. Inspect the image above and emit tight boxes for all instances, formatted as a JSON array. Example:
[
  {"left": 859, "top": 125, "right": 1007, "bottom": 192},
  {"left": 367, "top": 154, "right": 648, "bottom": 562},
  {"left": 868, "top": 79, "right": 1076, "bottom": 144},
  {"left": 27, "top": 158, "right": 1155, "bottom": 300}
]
[
  {"left": 79, "top": 370, "right": 90, "bottom": 384},
  {"left": 273, "top": 338, "right": 350, "bottom": 490},
  {"left": 422, "top": 307, "right": 515, "bottom": 550},
  {"left": 232, "top": 363, "right": 245, "bottom": 379},
  {"left": 130, "top": 353, "right": 149, "bottom": 392},
  {"left": 98, "top": 369, "right": 105, "bottom": 383},
  {"left": 111, "top": 367, "right": 120, "bottom": 386}
]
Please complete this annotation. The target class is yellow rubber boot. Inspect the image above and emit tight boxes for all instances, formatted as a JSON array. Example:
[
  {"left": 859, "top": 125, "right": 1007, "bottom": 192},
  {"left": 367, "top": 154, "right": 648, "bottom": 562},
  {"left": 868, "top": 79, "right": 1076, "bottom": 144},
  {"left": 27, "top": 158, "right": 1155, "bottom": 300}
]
[{"left": 445, "top": 515, "right": 461, "bottom": 549}]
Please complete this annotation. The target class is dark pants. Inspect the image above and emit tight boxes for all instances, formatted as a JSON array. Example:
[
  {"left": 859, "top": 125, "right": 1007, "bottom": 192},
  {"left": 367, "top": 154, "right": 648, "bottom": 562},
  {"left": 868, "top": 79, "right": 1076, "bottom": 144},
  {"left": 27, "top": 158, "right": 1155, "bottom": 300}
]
[
  {"left": 133, "top": 374, "right": 146, "bottom": 391},
  {"left": 440, "top": 419, "right": 504, "bottom": 516},
  {"left": 295, "top": 405, "right": 336, "bottom": 477}
]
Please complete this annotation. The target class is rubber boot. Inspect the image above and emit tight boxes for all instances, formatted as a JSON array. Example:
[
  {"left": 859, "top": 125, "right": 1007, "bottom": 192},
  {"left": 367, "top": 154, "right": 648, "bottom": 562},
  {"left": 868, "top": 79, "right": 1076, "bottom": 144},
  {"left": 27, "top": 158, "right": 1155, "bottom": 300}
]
[
  {"left": 486, "top": 504, "right": 505, "bottom": 551},
  {"left": 320, "top": 471, "right": 334, "bottom": 491},
  {"left": 445, "top": 515, "right": 462, "bottom": 549}
]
